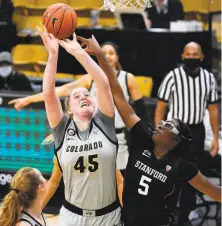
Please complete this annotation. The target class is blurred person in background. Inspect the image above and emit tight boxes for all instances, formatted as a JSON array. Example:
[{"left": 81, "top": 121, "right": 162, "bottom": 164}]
[
  {"left": 0, "top": 51, "right": 33, "bottom": 91},
  {"left": 0, "top": 0, "right": 17, "bottom": 52},
  {"left": 147, "top": 0, "right": 184, "bottom": 29},
  {"left": 155, "top": 42, "right": 219, "bottom": 226},
  {"left": 0, "top": 0, "right": 14, "bottom": 23},
  {"left": 9, "top": 41, "right": 147, "bottom": 177}
]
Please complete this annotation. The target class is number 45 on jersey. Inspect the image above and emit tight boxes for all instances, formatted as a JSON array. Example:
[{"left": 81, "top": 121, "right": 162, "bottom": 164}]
[{"left": 74, "top": 154, "right": 99, "bottom": 173}]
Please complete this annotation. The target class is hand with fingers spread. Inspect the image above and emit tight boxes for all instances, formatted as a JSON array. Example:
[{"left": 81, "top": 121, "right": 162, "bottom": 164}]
[
  {"left": 8, "top": 97, "right": 30, "bottom": 111},
  {"left": 77, "top": 35, "right": 103, "bottom": 56},
  {"left": 57, "top": 33, "right": 84, "bottom": 56},
  {"left": 38, "top": 26, "right": 59, "bottom": 56}
]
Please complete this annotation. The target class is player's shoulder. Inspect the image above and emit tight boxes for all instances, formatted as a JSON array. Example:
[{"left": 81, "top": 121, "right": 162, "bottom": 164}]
[
  {"left": 130, "top": 120, "right": 153, "bottom": 140},
  {"left": 126, "top": 72, "right": 137, "bottom": 87},
  {"left": 163, "top": 67, "right": 179, "bottom": 80}
]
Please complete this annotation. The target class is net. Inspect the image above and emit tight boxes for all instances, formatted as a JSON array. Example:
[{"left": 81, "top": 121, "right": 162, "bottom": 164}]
[{"left": 102, "top": 0, "right": 152, "bottom": 11}]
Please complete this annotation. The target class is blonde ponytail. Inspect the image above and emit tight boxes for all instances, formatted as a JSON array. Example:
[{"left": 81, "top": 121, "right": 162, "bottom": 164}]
[
  {"left": 0, "top": 167, "right": 41, "bottom": 226},
  {"left": 0, "top": 191, "right": 22, "bottom": 226}
]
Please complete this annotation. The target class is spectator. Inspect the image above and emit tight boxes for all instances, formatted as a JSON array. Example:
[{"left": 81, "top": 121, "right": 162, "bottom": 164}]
[
  {"left": 0, "top": 0, "right": 14, "bottom": 23},
  {"left": 155, "top": 42, "right": 219, "bottom": 226},
  {"left": 0, "top": 51, "right": 33, "bottom": 91},
  {"left": 146, "top": 0, "right": 184, "bottom": 29}
]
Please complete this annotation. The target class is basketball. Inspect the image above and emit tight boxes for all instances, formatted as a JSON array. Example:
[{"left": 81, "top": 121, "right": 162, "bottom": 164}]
[{"left": 42, "top": 3, "right": 78, "bottom": 40}]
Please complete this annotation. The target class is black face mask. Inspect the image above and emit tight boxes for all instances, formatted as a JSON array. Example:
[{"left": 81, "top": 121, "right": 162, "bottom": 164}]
[{"left": 183, "top": 58, "right": 201, "bottom": 72}]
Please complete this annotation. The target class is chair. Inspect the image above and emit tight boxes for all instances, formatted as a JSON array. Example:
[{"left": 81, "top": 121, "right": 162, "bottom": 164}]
[
  {"left": 37, "top": 72, "right": 74, "bottom": 80},
  {"left": 12, "top": 44, "right": 48, "bottom": 71},
  {"left": 35, "top": 0, "right": 70, "bottom": 9},
  {"left": 12, "top": 44, "right": 48, "bottom": 64},
  {"left": 13, "top": 13, "right": 41, "bottom": 36},
  {"left": 74, "top": 74, "right": 84, "bottom": 80},
  {"left": 20, "top": 70, "right": 40, "bottom": 77},
  {"left": 13, "top": 0, "right": 36, "bottom": 8},
  {"left": 68, "top": 0, "right": 103, "bottom": 10},
  {"left": 56, "top": 73, "right": 74, "bottom": 80},
  {"left": 135, "top": 76, "right": 153, "bottom": 97}
]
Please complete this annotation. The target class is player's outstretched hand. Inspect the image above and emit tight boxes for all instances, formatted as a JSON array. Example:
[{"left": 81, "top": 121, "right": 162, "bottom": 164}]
[
  {"left": 38, "top": 25, "right": 59, "bottom": 56},
  {"left": 57, "top": 33, "right": 83, "bottom": 56},
  {"left": 8, "top": 97, "right": 30, "bottom": 111},
  {"left": 77, "top": 35, "right": 103, "bottom": 56}
]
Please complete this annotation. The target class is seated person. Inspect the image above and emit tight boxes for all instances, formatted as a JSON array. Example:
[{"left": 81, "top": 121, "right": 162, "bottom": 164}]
[
  {"left": 0, "top": 51, "right": 33, "bottom": 92},
  {"left": 146, "top": 0, "right": 184, "bottom": 29},
  {"left": 0, "top": 0, "right": 14, "bottom": 23}
]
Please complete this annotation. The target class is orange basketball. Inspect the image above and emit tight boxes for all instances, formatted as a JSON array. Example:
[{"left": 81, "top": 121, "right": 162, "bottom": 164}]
[{"left": 42, "top": 3, "right": 78, "bottom": 40}]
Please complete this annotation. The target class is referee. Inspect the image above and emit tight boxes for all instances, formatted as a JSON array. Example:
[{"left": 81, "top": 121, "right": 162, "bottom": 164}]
[{"left": 155, "top": 42, "right": 219, "bottom": 226}]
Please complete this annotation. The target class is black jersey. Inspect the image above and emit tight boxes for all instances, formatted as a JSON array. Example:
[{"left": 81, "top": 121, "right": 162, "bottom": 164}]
[{"left": 123, "top": 120, "right": 198, "bottom": 226}]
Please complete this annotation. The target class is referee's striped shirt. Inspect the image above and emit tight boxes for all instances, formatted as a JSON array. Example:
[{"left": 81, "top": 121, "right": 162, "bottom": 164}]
[{"left": 158, "top": 66, "right": 218, "bottom": 125}]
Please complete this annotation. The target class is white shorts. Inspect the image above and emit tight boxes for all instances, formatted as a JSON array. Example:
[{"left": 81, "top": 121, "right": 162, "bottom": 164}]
[
  {"left": 58, "top": 206, "right": 123, "bottom": 226},
  {"left": 116, "top": 132, "right": 129, "bottom": 170}
]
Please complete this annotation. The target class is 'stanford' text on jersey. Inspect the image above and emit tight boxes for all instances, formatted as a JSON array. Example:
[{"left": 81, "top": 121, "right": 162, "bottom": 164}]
[{"left": 123, "top": 120, "right": 198, "bottom": 225}]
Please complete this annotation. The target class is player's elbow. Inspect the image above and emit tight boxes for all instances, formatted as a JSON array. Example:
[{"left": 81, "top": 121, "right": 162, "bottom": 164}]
[
  {"left": 43, "top": 90, "right": 57, "bottom": 102},
  {"left": 210, "top": 186, "right": 221, "bottom": 203}
]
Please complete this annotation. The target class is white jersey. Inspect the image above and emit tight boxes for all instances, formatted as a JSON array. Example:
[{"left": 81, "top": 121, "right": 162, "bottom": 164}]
[
  {"left": 20, "top": 212, "right": 47, "bottom": 226},
  {"left": 52, "top": 111, "right": 118, "bottom": 210},
  {"left": 89, "top": 70, "right": 130, "bottom": 129}
]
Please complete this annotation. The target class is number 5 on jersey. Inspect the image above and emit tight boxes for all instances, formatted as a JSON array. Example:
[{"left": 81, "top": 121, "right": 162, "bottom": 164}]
[
  {"left": 74, "top": 154, "right": 99, "bottom": 173},
  {"left": 138, "top": 175, "right": 152, "bottom": 195}
]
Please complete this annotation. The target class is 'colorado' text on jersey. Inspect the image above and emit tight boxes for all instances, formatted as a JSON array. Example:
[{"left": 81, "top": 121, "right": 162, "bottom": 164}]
[{"left": 52, "top": 111, "right": 118, "bottom": 210}]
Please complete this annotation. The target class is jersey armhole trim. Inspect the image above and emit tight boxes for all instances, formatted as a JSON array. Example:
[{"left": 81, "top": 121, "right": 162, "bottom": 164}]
[
  {"left": 20, "top": 219, "right": 33, "bottom": 226},
  {"left": 54, "top": 149, "right": 63, "bottom": 173},
  {"left": 41, "top": 212, "right": 46, "bottom": 225},
  {"left": 92, "top": 119, "right": 118, "bottom": 146},
  {"left": 125, "top": 72, "right": 131, "bottom": 99},
  {"left": 22, "top": 212, "right": 44, "bottom": 226},
  {"left": 53, "top": 117, "right": 71, "bottom": 173},
  {"left": 54, "top": 117, "right": 72, "bottom": 153}
]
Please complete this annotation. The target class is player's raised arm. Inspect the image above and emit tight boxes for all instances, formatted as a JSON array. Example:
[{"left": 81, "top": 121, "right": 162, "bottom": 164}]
[
  {"left": 40, "top": 26, "right": 63, "bottom": 128},
  {"left": 8, "top": 75, "right": 91, "bottom": 111},
  {"left": 77, "top": 35, "right": 140, "bottom": 129},
  {"left": 189, "top": 171, "right": 221, "bottom": 203},
  {"left": 58, "top": 33, "right": 114, "bottom": 117}
]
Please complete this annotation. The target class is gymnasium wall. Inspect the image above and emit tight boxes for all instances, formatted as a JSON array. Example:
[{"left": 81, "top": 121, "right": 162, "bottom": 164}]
[{"left": 181, "top": 0, "right": 221, "bottom": 13}]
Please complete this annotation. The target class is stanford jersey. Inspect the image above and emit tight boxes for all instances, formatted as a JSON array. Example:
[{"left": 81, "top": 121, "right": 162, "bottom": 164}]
[{"left": 123, "top": 121, "right": 198, "bottom": 226}]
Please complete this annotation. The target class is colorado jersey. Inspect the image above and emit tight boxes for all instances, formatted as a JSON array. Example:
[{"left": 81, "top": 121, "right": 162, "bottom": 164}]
[
  {"left": 52, "top": 110, "right": 118, "bottom": 210},
  {"left": 20, "top": 212, "right": 47, "bottom": 226},
  {"left": 123, "top": 121, "right": 198, "bottom": 226},
  {"left": 89, "top": 70, "right": 130, "bottom": 129}
]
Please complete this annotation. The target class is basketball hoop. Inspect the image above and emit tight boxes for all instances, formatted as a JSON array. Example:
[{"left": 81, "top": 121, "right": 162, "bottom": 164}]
[{"left": 101, "top": 0, "right": 152, "bottom": 12}]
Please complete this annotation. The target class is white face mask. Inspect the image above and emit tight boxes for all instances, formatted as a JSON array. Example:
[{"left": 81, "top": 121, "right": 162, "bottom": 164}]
[{"left": 0, "top": 66, "right": 13, "bottom": 78}]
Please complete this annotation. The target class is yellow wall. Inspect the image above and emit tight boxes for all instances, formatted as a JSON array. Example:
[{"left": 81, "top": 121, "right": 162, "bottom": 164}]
[
  {"left": 181, "top": 0, "right": 221, "bottom": 12},
  {"left": 68, "top": 0, "right": 103, "bottom": 9}
]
